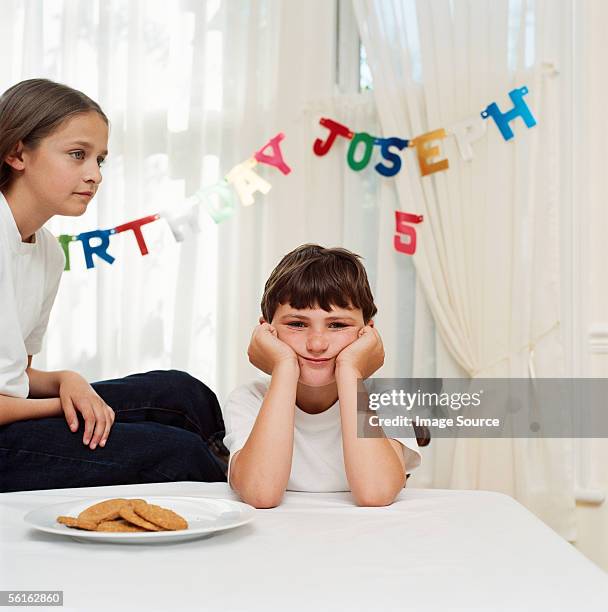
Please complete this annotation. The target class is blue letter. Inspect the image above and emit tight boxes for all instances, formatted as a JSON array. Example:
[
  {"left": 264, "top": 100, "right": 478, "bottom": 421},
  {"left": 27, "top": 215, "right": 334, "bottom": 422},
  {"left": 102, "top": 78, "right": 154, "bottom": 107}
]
[
  {"left": 481, "top": 86, "right": 537, "bottom": 141},
  {"left": 375, "top": 137, "right": 409, "bottom": 177},
  {"left": 77, "top": 229, "right": 115, "bottom": 269}
]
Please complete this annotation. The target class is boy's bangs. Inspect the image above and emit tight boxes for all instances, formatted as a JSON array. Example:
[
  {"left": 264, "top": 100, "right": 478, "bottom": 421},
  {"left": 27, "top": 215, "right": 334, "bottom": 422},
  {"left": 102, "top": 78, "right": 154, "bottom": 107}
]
[
  {"left": 275, "top": 260, "right": 361, "bottom": 314},
  {"left": 261, "top": 244, "right": 378, "bottom": 323}
]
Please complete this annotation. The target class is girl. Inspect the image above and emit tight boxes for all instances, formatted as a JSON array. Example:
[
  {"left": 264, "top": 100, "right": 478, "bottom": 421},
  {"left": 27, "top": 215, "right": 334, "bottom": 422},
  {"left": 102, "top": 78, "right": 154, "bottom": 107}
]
[{"left": 0, "top": 78, "right": 228, "bottom": 493}]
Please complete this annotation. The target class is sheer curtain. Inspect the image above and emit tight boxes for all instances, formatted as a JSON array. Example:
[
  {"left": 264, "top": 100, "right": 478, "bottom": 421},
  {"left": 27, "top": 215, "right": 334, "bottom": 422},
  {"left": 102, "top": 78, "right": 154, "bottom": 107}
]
[
  {"left": 353, "top": 0, "right": 575, "bottom": 539},
  {"left": 2, "top": 0, "right": 247, "bottom": 391},
  {"left": 299, "top": 92, "right": 425, "bottom": 381},
  {"left": 217, "top": 30, "right": 426, "bottom": 400},
  {"left": 1, "top": 1, "right": 424, "bottom": 402},
  {"left": 0, "top": 0, "right": 334, "bottom": 404}
]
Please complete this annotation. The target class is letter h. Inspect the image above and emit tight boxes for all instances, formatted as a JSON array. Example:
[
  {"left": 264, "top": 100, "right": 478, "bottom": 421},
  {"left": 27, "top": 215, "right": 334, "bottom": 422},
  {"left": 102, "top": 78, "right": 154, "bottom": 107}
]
[{"left": 480, "top": 86, "right": 537, "bottom": 141}]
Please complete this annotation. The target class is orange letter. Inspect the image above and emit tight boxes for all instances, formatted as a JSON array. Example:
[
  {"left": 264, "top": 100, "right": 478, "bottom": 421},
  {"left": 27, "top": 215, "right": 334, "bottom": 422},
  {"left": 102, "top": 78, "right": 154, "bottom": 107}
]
[{"left": 414, "top": 128, "right": 449, "bottom": 176}]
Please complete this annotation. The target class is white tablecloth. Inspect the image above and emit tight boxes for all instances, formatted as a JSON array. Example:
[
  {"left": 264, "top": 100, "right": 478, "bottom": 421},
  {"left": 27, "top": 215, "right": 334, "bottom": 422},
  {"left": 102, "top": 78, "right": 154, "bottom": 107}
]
[{"left": 1, "top": 482, "right": 607, "bottom": 611}]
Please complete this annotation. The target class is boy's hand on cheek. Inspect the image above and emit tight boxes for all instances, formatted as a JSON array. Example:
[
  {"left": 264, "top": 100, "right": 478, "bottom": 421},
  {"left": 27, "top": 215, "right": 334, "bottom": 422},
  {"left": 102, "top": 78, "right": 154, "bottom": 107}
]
[
  {"left": 248, "top": 321, "right": 300, "bottom": 375},
  {"left": 335, "top": 326, "right": 384, "bottom": 379}
]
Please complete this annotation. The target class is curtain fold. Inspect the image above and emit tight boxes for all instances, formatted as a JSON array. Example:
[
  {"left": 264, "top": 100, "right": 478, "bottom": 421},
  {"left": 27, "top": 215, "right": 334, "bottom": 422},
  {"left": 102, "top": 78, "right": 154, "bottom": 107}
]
[
  {"left": 354, "top": 0, "right": 575, "bottom": 540},
  {"left": 3, "top": 0, "right": 424, "bottom": 403}
]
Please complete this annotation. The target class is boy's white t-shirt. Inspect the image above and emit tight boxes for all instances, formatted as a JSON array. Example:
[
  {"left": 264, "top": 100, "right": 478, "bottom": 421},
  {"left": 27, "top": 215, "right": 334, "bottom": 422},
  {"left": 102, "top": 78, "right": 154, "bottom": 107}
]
[
  {"left": 0, "top": 191, "right": 65, "bottom": 398},
  {"left": 222, "top": 375, "right": 422, "bottom": 493}
]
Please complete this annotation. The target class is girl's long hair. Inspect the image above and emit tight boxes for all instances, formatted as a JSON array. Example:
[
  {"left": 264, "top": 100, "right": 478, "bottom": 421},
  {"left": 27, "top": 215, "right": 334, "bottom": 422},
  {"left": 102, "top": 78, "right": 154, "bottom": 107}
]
[{"left": 0, "top": 78, "right": 108, "bottom": 191}]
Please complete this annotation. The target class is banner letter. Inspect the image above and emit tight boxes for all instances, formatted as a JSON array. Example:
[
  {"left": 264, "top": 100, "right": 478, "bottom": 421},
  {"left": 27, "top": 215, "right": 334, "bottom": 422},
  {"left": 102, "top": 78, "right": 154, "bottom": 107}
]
[
  {"left": 481, "top": 86, "right": 537, "bottom": 141},
  {"left": 347, "top": 132, "right": 375, "bottom": 171},
  {"left": 197, "top": 180, "right": 237, "bottom": 223},
  {"left": 394, "top": 211, "right": 423, "bottom": 255},
  {"left": 159, "top": 202, "right": 201, "bottom": 242},
  {"left": 254, "top": 132, "right": 292, "bottom": 175},
  {"left": 313, "top": 118, "right": 353, "bottom": 156},
  {"left": 77, "top": 230, "right": 115, "bottom": 269},
  {"left": 225, "top": 158, "right": 271, "bottom": 207},
  {"left": 413, "top": 129, "right": 449, "bottom": 176},
  {"left": 57, "top": 234, "right": 74, "bottom": 271},
  {"left": 114, "top": 214, "right": 159, "bottom": 256},
  {"left": 447, "top": 116, "right": 487, "bottom": 161},
  {"left": 375, "top": 137, "right": 409, "bottom": 177}
]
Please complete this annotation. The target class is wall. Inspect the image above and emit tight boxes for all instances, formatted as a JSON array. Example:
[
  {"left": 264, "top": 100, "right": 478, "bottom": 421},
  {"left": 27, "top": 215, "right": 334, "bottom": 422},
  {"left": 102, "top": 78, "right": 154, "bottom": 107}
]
[{"left": 571, "top": 0, "right": 608, "bottom": 571}]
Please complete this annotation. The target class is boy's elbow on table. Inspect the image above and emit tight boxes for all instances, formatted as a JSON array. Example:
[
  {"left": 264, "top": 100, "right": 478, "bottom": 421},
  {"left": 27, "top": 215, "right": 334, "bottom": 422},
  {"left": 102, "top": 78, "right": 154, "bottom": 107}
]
[
  {"left": 230, "top": 453, "right": 285, "bottom": 509},
  {"left": 233, "top": 482, "right": 284, "bottom": 509},
  {"left": 243, "top": 491, "right": 284, "bottom": 509},
  {"left": 351, "top": 475, "right": 406, "bottom": 507},
  {"left": 352, "top": 490, "right": 399, "bottom": 507}
]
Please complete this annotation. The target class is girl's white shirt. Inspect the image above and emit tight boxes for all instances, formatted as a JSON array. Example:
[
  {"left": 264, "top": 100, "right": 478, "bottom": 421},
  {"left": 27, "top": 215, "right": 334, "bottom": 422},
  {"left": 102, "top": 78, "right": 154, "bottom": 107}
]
[{"left": 0, "top": 191, "right": 64, "bottom": 398}]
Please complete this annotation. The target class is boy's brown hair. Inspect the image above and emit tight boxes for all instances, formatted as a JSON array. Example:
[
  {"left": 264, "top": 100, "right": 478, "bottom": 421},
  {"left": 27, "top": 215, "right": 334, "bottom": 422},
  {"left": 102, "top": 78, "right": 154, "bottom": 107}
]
[{"left": 261, "top": 244, "right": 378, "bottom": 324}]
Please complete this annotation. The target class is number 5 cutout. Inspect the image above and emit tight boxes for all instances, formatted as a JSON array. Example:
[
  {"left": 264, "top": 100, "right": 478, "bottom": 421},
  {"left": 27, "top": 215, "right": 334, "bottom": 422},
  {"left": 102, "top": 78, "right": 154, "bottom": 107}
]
[{"left": 394, "top": 211, "right": 424, "bottom": 255}]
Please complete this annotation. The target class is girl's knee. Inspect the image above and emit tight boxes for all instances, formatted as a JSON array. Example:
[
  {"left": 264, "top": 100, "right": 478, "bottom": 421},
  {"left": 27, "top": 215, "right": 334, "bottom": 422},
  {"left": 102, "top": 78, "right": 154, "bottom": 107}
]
[
  {"left": 158, "top": 370, "right": 217, "bottom": 401},
  {"left": 156, "top": 429, "right": 226, "bottom": 482}
]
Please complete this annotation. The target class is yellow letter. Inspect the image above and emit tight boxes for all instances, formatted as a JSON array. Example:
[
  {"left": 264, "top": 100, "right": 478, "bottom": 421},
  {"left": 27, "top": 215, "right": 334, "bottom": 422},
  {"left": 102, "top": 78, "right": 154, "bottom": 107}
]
[{"left": 414, "top": 128, "right": 449, "bottom": 176}]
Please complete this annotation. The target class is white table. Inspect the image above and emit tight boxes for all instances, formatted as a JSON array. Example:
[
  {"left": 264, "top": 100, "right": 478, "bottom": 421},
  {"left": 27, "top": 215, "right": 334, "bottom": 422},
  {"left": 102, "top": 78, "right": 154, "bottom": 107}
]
[{"left": 1, "top": 482, "right": 607, "bottom": 611}]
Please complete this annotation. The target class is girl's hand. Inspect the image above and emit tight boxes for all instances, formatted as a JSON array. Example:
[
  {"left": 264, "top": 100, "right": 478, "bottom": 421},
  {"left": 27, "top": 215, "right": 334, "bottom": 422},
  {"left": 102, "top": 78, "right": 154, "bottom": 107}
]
[
  {"left": 248, "top": 319, "right": 300, "bottom": 375},
  {"left": 58, "top": 371, "right": 115, "bottom": 449},
  {"left": 335, "top": 325, "right": 385, "bottom": 380}
]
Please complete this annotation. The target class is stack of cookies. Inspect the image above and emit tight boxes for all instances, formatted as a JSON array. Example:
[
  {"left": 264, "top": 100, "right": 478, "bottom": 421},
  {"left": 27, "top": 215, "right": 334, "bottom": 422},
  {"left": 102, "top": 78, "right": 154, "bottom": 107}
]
[{"left": 57, "top": 498, "right": 188, "bottom": 532}]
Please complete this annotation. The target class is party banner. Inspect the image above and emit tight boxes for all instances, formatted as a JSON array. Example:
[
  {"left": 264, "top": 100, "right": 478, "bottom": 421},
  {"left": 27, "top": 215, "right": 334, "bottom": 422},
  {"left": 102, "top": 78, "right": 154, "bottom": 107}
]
[
  {"left": 57, "top": 86, "right": 537, "bottom": 268},
  {"left": 58, "top": 133, "right": 291, "bottom": 270},
  {"left": 313, "top": 86, "right": 536, "bottom": 177},
  {"left": 311, "top": 86, "right": 535, "bottom": 257}
]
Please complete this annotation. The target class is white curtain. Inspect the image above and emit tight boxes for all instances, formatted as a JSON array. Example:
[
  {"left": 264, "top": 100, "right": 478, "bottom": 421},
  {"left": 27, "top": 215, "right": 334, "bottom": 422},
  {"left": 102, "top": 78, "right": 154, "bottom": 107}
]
[
  {"left": 300, "top": 92, "right": 426, "bottom": 382},
  {"left": 2, "top": 0, "right": 254, "bottom": 392},
  {"left": 1, "top": 1, "right": 424, "bottom": 400},
  {"left": 0, "top": 0, "right": 338, "bottom": 404},
  {"left": 353, "top": 0, "right": 576, "bottom": 540},
  {"left": 5, "top": 0, "right": 577, "bottom": 539}
]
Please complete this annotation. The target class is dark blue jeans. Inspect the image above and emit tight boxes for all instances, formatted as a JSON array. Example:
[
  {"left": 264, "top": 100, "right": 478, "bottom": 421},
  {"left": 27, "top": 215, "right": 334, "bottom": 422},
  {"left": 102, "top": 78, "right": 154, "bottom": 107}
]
[{"left": 0, "top": 370, "right": 228, "bottom": 493}]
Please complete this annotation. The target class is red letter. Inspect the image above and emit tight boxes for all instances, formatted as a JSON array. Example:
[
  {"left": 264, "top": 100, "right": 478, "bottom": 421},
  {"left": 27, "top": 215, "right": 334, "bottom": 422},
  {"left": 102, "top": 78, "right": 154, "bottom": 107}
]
[
  {"left": 313, "top": 118, "right": 353, "bottom": 156},
  {"left": 394, "top": 211, "right": 423, "bottom": 255},
  {"left": 255, "top": 132, "right": 292, "bottom": 175},
  {"left": 114, "top": 214, "right": 159, "bottom": 256}
]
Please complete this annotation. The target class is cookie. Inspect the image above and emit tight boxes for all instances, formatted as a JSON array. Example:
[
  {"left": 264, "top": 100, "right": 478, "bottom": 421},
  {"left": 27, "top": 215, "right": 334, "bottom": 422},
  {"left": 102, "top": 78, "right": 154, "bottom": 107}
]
[
  {"left": 129, "top": 499, "right": 148, "bottom": 511},
  {"left": 57, "top": 515, "right": 98, "bottom": 531},
  {"left": 118, "top": 505, "right": 162, "bottom": 531},
  {"left": 132, "top": 502, "right": 188, "bottom": 531},
  {"left": 78, "top": 498, "right": 130, "bottom": 524},
  {"left": 96, "top": 519, "right": 147, "bottom": 532}
]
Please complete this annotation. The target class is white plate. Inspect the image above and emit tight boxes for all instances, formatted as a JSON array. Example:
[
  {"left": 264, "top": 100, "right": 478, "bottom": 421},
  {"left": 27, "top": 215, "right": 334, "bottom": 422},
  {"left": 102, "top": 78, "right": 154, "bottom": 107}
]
[{"left": 24, "top": 496, "right": 255, "bottom": 544}]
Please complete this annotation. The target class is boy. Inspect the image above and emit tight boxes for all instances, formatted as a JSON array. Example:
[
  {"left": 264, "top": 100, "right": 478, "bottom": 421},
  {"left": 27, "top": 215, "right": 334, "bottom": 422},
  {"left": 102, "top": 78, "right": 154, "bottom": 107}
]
[{"left": 222, "top": 244, "right": 421, "bottom": 508}]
